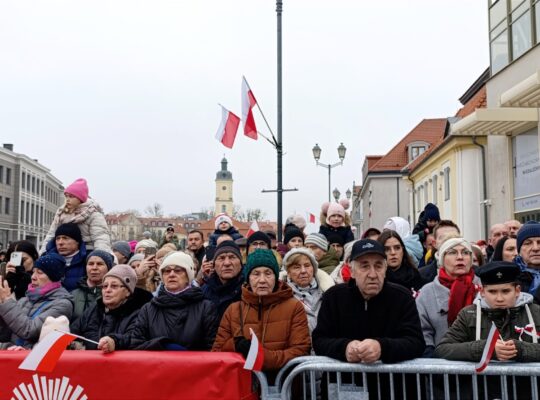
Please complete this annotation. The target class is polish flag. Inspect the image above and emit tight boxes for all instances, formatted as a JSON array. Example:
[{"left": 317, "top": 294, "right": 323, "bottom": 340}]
[
  {"left": 19, "top": 331, "right": 77, "bottom": 373},
  {"left": 241, "top": 76, "right": 258, "bottom": 140},
  {"left": 246, "top": 221, "right": 259, "bottom": 237},
  {"left": 475, "top": 322, "right": 500, "bottom": 373},
  {"left": 243, "top": 328, "right": 264, "bottom": 371},
  {"left": 215, "top": 106, "right": 240, "bottom": 149}
]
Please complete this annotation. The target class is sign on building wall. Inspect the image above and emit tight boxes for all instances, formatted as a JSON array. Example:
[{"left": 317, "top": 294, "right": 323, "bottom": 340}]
[{"left": 513, "top": 129, "right": 540, "bottom": 213}]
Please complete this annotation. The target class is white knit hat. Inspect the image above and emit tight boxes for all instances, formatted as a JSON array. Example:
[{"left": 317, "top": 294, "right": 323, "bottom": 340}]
[
  {"left": 159, "top": 251, "right": 196, "bottom": 282},
  {"left": 282, "top": 247, "right": 319, "bottom": 273},
  {"left": 215, "top": 214, "right": 233, "bottom": 230},
  {"left": 436, "top": 237, "right": 472, "bottom": 266}
]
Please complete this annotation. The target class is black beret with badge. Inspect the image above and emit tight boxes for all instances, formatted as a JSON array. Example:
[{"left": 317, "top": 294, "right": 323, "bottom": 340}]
[{"left": 477, "top": 261, "right": 521, "bottom": 285}]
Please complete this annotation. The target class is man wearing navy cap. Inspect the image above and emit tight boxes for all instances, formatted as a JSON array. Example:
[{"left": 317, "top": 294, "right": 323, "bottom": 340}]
[
  {"left": 435, "top": 261, "right": 540, "bottom": 362},
  {"left": 313, "top": 239, "right": 425, "bottom": 364}
]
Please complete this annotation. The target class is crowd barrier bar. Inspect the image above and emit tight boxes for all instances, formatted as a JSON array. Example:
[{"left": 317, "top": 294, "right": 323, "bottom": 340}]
[{"left": 271, "top": 357, "right": 540, "bottom": 400}]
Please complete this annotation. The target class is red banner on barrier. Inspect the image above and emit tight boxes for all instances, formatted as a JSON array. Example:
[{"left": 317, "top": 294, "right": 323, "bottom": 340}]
[{"left": 0, "top": 351, "right": 256, "bottom": 400}]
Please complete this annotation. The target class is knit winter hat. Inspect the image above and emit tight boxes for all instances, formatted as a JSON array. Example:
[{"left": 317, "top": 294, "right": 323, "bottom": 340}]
[
  {"left": 247, "top": 231, "right": 271, "bottom": 249},
  {"left": 128, "top": 253, "right": 144, "bottom": 266},
  {"left": 244, "top": 249, "right": 280, "bottom": 283},
  {"left": 64, "top": 178, "right": 89, "bottom": 203},
  {"left": 34, "top": 253, "right": 66, "bottom": 282},
  {"left": 436, "top": 237, "right": 472, "bottom": 265},
  {"left": 326, "top": 202, "right": 346, "bottom": 225},
  {"left": 215, "top": 214, "right": 233, "bottom": 230},
  {"left": 213, "top": 240, "right": 243, "bottom": 264},
  {"left": 87, "top": 249, "right": 114, "bottom": 270},
  {"left": 55, "top": 222, "right": 82, "bottom": 246},
  {"left": 112, "top": 241, "right": 131, "bottom": 260},
  {"left": 424, "top": 203, "right": 441, "bottom": 221},
  {"left": 517, "top": 221, "right": 540, "bottom": 252},
  {"left": 282, "top": 247, "right": 318, "bottom": 274},
  {"left": 327, "top": 233, "right": 345, "bottom": 246},
  {"left": 304, "top": 233, "right": 329, "bottom": 251},
  {"left": 104, "top": 264, "right": 137, "bottom": 293},
  {"left": 284, "top": 227, "right": 304, "bottom": 245},
  {"left": 159, "top": 251, "right": 196, "bottom": 282},
  {"left": 134, "top": 239, "right": 157, "bottom": 252}
]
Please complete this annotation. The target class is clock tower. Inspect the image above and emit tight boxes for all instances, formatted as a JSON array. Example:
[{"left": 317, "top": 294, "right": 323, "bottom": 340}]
[{"left": 215, "top": 157, "right": 234, "bottom": 216}]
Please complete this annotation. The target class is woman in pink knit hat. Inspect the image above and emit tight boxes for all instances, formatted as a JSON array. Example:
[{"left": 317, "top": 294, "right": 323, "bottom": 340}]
[{"left": 39, "top": 178, "right": 112, "bottom": 255}]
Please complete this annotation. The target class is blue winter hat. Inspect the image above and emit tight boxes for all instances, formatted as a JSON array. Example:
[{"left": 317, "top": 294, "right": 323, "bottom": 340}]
[
  {"left": 34, "top": 253, "right": 66, "bottom": 282},
  {"left": 517, "top": 221, "right": 540, "bottom": 252},
  {"left": 87, "top": 249, "right": 114, "bottom": 270},
  {"left": 424, "top": 203, "right": 440, "bottom": 221}
]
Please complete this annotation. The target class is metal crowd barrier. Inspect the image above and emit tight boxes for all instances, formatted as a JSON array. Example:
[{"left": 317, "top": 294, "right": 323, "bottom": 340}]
[{"left": 253, "top": 357, "right": 540, "bottom": 400}]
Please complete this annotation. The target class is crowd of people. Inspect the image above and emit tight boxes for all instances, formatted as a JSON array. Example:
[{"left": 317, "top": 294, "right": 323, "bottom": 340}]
[{"left": 1, "top": 178, "right": 540, "bottom": 392}]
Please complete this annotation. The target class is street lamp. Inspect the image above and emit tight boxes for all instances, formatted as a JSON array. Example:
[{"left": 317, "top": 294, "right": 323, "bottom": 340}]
[
  {"left": 346, "top": 188, "right": 352, "bottom": 200},
  {"left": 312, "top": 143, "right": 347, "bottom": 202},
  {"left": 333, "top": 188, "right": 341, "bottom": 202}
]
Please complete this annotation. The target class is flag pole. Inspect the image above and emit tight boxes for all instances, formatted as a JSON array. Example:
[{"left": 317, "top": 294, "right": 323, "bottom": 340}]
[
  {"left": 243, "top": 76, "right": 278, "bottom": 147},
  {"left": 276, "top": 0, "right": 284, "bottom": 242},
  {"left": 55, "top": 329, "right": 100, "bottom": 345}
]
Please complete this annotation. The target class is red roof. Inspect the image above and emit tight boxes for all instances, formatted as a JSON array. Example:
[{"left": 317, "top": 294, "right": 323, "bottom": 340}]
[
  {"left": 455, "top": 86, "right": 487, "bottom": 118},
  {"left": 368, "top": 119, "right": 448, "bottom": 172}
]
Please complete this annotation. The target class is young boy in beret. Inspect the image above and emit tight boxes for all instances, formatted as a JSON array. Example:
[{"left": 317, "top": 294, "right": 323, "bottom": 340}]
[{"left": 435, "top": 261, "right": 540, "bottom": 362}]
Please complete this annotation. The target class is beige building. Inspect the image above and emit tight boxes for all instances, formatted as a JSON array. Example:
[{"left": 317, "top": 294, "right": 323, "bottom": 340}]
[
  {"left": 105, "top": 213, "right": 144, "bottom": 242},
  {"left": 215, "top": 157, "right": 234, "bottom": 216}
]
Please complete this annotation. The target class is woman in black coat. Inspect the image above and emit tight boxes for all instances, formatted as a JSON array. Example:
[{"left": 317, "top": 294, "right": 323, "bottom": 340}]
[
  {"left": 71, "top": 264, "right": 152, "bottom": 350},
  {"left": 124, "top": 252, "right": 218, "bottom": 351}
]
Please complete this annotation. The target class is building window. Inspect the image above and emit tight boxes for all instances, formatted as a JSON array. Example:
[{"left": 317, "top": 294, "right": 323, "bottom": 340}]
[
  {"left": 6, "top": 168, "right": 11, "bottom": 185},
  {"left": 5, "top": 198, "right": 10, "bottom": 215},
  {"left": 221, "top": 205, "right": 226, "bottom": 213},
  {"left": 412, "top": 146, "right": 426, "bottom": 160},
  {"left": 27, "top": 175, "right": 30, "bottom": 190},
  {"left": 432, "top": 175, "right": 438, "bottom": 205},
  {"left": 22, "top": 172, "right": 26, "bottom": 189},
  {"left": 424, "top": 182, "right": 429, "bottom": 204},
  {"left": 0, "top": 166, "right": 3, "bottom": 183},
  {"left": 20, "top": 200, "right": 23, "bottom": 221},
  {"left": 41, "top": 181, "right": 44, "bottom": 197},
  {"left": 444, "top": 167, "right": 451, "bottom": 201},
  {"left": 31, "top": 177, "right": 35, "bottom": 193},
  {"left": 25, "top": 202, "right": 29, "bottom": 223}
]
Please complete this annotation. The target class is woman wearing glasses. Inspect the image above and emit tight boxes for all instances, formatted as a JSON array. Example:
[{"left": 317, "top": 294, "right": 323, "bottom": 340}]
[
  {"left": 70, "top": 264, "right": 152, "bottom": 350},
  {"left": 415, "top": 236, "right": 481, "bottom": 357},
  {"left": 120, "top": 252, "right": 218, "bottom": 351}
]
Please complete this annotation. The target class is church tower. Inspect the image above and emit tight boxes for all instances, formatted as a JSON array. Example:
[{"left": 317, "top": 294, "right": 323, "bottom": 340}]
[{"left": 215, "top": 157, "right": 234, "bottom": 216}]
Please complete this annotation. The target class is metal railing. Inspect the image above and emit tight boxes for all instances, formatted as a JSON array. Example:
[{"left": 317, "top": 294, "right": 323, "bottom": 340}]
[{"left": 253, "top": 357, "right": 540, "bottom": 400}]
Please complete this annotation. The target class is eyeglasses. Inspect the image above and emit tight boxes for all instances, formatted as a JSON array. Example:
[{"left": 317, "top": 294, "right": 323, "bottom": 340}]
[
  {"left": 102, "top": 283, "right": 126, "bottom": 290},
  {"left": 445, "top": 249, "right": 472, "bottom": 257},
  {"left": 250, "top": 241, "right": 268, "bottom": 248},
  {"left": 162, "top": 267, "right": 185, "bottom": 275}
]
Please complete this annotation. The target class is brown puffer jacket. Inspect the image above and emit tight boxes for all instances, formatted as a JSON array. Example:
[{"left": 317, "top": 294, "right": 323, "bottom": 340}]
[{"left": 212, "top": 281, "right": 311, "bottom": 371}]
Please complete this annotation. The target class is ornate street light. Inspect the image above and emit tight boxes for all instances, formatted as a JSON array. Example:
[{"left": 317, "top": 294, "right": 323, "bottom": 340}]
[
  {"left": 312, "top": 143, "right": 347, "bottom": 202},
  {"left": 333, "top": 188, "right": 341, "bottom": 202}
]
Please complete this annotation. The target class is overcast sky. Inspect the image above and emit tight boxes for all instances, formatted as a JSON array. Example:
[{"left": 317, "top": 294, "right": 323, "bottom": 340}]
[{"left": 0, "top": 1, "right": 489, "bottom": 222}]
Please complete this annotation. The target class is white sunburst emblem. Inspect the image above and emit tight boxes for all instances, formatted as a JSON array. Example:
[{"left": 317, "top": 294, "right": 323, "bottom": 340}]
[{"left": 11, "top": 374, "right": 88, "bottom": 400}]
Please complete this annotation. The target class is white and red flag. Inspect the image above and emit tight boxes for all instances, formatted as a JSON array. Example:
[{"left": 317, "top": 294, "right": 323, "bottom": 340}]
[
  {"left": 243, "top": 328, "right": 264, "bottom": 371},
  {"left": 241, "top": 76, "right": 258, "bottom": 140},
  {"left": 475, "top": 322, "right": 500, "bottom": 373},
  {"left": 215, "top": 106, "right": 240, "bottom": 149},
  {"left": 307, "top": 212, "right": 316, "bottom": 224},
  {"left": 19, "top": 330, "right": 77, "bottom": 373},
  {"left": 246, "top": 221, "right": 259, "bottom": 237}
]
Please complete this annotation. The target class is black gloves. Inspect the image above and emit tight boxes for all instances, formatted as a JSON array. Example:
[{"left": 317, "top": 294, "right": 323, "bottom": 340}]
[{"left": 234, "top": 336, "right": 251, "bottom": 359}]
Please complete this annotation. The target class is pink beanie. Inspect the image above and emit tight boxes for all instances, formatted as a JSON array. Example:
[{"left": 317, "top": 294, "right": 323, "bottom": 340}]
[
  {"left": 64, "top": 178, "right": 89, "bottom": 203},
  {"left": 326, "top": 202, "right": 345, "bottom": 225}
]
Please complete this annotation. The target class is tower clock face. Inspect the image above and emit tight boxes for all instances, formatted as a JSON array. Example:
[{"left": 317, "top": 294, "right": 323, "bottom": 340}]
[{"left": 222, "top": 186, "right": 227, "bottom": 190}]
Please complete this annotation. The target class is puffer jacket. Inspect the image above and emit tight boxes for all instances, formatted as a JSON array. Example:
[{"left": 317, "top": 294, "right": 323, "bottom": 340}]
[
  {"left": 208, "top": 226, "right": 243, "bottom": 247},
  {"left": 70, "top": 278, "right": 102, "bottom": 321},
  {"left": 318, "top": 247, "right": 341, "bottom": 275},
  {"left": 45, "top": 241, "right": 88, "bottom": 292},
  {"left": 319, "top": 225, "right": 354, "bottom": 245},
  {"left": 40, "top": 198, "right": 112, "bottom": 254},
  {"left": 212, "top": 281, "right": 311, "bottom": 371},
  {"left": 128, "top": 286, "right": 218, "bottom": 350},
  {"left": 0, "top": 286, "right": 74, "bottom": 348},
  {"left": 202, "top": 273, "right": 243, "bottom": 319},
  {"left": 435, "top": 292, "right": 540, "bottom": 361},
  {"left": 71, "top": 287, "right": 152, "bottom": 350}
]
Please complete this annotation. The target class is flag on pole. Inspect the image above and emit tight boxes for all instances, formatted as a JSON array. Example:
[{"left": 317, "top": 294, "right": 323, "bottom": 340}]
[
  {"left": 241, "top": 76, "right": 258, "bottom": 140},
  {"left": 307, "top": 212, "right": 316, "bottom": 224},
  {"left": 243, "top": 328, "right": 264, "bottom": 371},
  {"left": 215, "top": 106, "right": 240, "bottom": 149},
  {"left": 246, "top": 221, "right": 259, "bottom": 237},
  {"left": 475, "top": 322, "right": 500, "bottom": 373},
  {"left": 19, "top": 330, "right": 77, "bottom": 373}
]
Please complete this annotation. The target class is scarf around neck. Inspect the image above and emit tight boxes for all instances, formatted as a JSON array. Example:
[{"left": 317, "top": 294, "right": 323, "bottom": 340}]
[
  {"left": 438, "top": 267, "right": 478, "bottom": 325},
  {"left": 26, "top": 281, "right": 62, "bottom": 303}
]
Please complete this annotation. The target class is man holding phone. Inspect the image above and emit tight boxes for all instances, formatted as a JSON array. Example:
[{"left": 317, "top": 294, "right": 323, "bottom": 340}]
[{"left": 3, "top": 241, "right": 39, "bottom": 300}]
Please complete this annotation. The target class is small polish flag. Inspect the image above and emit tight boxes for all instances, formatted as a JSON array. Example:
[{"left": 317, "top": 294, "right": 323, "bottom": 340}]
[
  {"left": 241, "top": 76, "right": 258, "bottom": 140},
  {"left": 19, "top": 330, "right": 77, "bottom": 373},
  {"left": 215, "top": 106, "right": 240, "bottom": 149},
  {"left": 243, "top": 328, "right": 264, "bottom": 371},
  {"left": 475, "top": 322, "right": 500, "bottom": 373},
  {"left": 307, "top": 212, "right": 316, "bottom": 224},
  {"left": 246, "top": 221, "right": 259, "bottom": 237}
]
